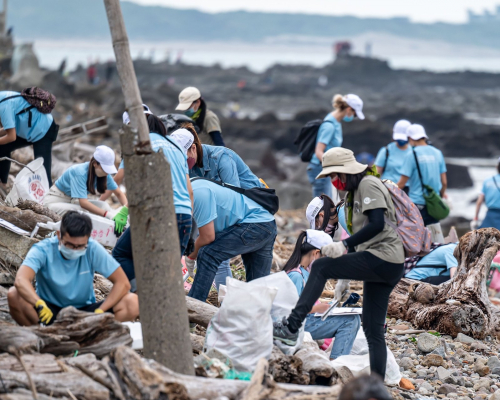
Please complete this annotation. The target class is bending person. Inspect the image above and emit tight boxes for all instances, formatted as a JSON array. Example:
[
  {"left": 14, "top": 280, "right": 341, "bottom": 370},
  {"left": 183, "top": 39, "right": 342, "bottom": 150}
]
[
  {"left": 405, "top": 242, "right": 458, "bottom": 285},
  {"left": 473, "top": 157, "right": 500, "bottom": 230},
  {"left": 273, "top": 147, "right": 405, "bottom": 379},
  {"left": 283, "top": 230, "right": 360, "bottom": 359},
  {"left": 306, "top": 195, "right": 344, "bottom": 240},
  {"left": 8, "top": 211, "right": 139, "bottom": 326}
]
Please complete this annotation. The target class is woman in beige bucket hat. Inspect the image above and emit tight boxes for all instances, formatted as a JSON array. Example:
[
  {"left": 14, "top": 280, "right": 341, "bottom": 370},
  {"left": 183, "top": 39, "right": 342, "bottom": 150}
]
[{"left": 274, "top": 147, "right": 405, "bottom": 379}]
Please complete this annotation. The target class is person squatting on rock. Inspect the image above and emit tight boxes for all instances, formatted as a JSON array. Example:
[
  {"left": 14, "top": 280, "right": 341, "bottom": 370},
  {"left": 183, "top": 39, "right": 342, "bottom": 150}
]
[
  {"left": 112, "top": 113, "right": 195, "bottom": 288},
  {"left": 7, "top": 211, "right": 139, "bottom": 326},
  {"left": 185, "top": 124, "right": 266, "bottom": 289},
  {"left": 273, "top": 147, "right": 405, "bottom": 379},
  {"left": 176, "top": 86, "right": 225, "bottom": 146},
  {"left": 307, "top": 93, "right": 365, "bottom": 199},
  {"left": 283, "top": 229, "right": 360, "bottom": 360},
  {"left": 472, "top": 157, "right": 500, "bottom": 230},
  {"left": 374, "top": 119, "right": 412, "bottom": 188},
  {"left": 186, "top": 178, "right": 277, "bottom": 302},
  {"left": 0, "top": 90, "right": 59, "bottom": 190},
  {"left": 44, "top": 146, "right": 128, "bottom": 229}
]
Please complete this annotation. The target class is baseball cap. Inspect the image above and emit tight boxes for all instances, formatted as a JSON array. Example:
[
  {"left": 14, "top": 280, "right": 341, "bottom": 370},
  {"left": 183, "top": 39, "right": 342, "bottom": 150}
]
[
  {"left": 175, "top": 87, "right": 201, "bottom": 111},
  {"left": 94, "top": 145, "right": 118, "bottom": 175},
  {"left": 305, "top": 229, "right": 333, "bottom": 249},
  {"left": 122, "top": 104, "right": 153, "bottom": 125},
  {"left": 306, "top": 197, "right": 325, "bottom": 229},
  {"left": 316, "top": 147, "right": 368, "bottom": 179},
  {"left": 407, "top": 124, "right": 428, "bottom": 141},
  {"left": 392, "top": 119, "right": 411, "bottom": 141},
  {"left": 344, "top": 94, "right": 365, "bottom": 120},
  {"left": 170, "top": 129, "right": 194, "bottom": 154}
]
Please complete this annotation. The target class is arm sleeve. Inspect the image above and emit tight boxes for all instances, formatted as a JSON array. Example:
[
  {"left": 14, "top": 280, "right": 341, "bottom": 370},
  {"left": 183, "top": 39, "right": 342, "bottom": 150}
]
[
  {"left": 288, "top": 272, "right": 304, "bottom": 296},
  {"left": 218, "top": 154, "right": 240, "bottom": 186},
  {"left": 374, "top": 147, "right": 387, "bottom": 168},
  {"left": 444, "top": 246, "right": 458, "bottom": 270},
  {"left": 209, "top": 131, "right": 225, "bottom": 147},
  {"left": 400, "top": 152, "right": 415, "bottom": 178},
  {"left": 92, "top": 241, "right": 120, "bottom": 278},
  {"left": 22, "top": 244, "right": 46, "bottom": 273},
  {"left": 107, "top": 175, "right": 118, "bottom": 191},
  {"left": 0, "top": 103, "right": 16, "bottom": 130},
  {"left": 316, "top": 123, "right": 334, "bottom": 146},
  {"left": 344, "top": 208, "right": 385, "bottom": 248},
  {"left": 70, "top": 172, "right": 89, "bottom": 199},
  {"left": 482, "top": 180, "right": 488, "bottom": 195},
  {"left": 119, "top": 160, "right": 124, "bottom": 170},
  {"left": 193, "top": 187, "right": 217, "bottom": 228},
  {"left": 439, "top": 152, "right": 447, "bottom": 174}
]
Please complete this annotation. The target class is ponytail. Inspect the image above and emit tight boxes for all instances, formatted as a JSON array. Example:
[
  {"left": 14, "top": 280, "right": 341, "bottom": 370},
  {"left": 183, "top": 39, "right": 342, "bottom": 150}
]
[
  {"left": 317, "top": 195, "right": 342, "bottom": 238},
  {"left": 87, "top": 157, "right": 108, "bottom": 195},
  {"left": 282, "top": 231, "right": 318, "bottom": 273}
]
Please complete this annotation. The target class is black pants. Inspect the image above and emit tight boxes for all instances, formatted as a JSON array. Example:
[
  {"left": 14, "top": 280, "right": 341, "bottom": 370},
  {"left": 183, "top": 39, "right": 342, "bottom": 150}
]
[
  {"left": 0, "top": 120, "right": 59, "bottom": 186},
  {"left": 287, "top": 251, "right": 404, "bottom": 378},
  {"left": 420, "top": 275, "right": 449, "bottom": 285},
  {"left": 418, "top": 204, "right": 438, "bottom": 226}
]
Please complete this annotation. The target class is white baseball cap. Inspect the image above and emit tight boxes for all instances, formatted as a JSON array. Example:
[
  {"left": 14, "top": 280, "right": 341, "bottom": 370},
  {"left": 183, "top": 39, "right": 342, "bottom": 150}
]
[
  {"left": 170, "top": 129, "right": 194, "bottom": 154},
  {"left": 305, "top": 229, "right": 333, "bottom": 249},
  {"left": 93, "top": 145, "right": 118, "bottom": 175},
  {"left": 175, "top": 87, "right": 201, "bottom": 111},
  {"left": 344, "top": 94, "right": 365, "bottom": 120},
  {"left": 306, "top": 197, "right": 324, "bottom": 229},
  {"left": 122, "top": 104, "right": 153, "bottom": 125},
  {"left": 407, "top": 124, "right": 428, "bottom": 141},
  {"left": 393, "top": 119, "right": 411, "bottom": 141}
]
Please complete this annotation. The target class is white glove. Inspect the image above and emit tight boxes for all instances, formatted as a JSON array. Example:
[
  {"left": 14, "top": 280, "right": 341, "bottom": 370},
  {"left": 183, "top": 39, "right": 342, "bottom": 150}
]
[
  {"left": 104, "top": 209, "right": 117, "bottom": 220},
  {"left": 470, "top": 219, "right": 480, "bottom": 231},
  {"left": 322, "top": 241, "right": 346, "bottom": 259},
  {"left": 185, "top": 256, "right": 196, "bottom": 278},
  {"left": 335, "top": 279, "right": 351, "bottom": 303}
]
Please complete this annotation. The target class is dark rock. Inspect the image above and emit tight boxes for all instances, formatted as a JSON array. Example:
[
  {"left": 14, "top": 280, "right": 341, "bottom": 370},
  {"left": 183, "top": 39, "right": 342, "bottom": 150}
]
[{"left": 438, "top": 384, "right": 458, "bottom": 395}]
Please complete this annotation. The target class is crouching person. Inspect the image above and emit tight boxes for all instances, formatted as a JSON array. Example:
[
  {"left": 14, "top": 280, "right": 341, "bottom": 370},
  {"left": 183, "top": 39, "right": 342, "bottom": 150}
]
[
  {"left": 186, "top": 178, "right": 277, "bottom": 302},
  {"left": 8, "top": 211, "right": 139, "bottom": 326}
]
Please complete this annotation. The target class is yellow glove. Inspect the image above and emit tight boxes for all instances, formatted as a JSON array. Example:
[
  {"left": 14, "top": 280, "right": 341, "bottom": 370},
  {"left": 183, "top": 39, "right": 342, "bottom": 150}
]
[
  {"left": 35, "top": 299, "right": 53, "bottom": 325},
  {"left": 94, "top": 308, "right": 104, "bottom": 314}
]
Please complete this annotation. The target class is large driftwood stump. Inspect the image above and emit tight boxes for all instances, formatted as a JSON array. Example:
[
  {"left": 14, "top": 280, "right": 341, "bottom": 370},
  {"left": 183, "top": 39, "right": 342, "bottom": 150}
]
[{"left": 388, "top": 228, "right": 500, "bottom": 339}]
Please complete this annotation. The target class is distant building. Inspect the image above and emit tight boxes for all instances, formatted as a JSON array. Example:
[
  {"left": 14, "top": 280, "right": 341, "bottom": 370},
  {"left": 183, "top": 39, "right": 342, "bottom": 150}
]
[{"left": 468, "top": 6, "right": 500, "bottom": 23}]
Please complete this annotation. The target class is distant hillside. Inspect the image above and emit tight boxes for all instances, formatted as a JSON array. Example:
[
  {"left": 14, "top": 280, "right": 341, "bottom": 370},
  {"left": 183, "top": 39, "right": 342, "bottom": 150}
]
[{"left": 9, "top": 0, "right": 500, "bottom": 48}]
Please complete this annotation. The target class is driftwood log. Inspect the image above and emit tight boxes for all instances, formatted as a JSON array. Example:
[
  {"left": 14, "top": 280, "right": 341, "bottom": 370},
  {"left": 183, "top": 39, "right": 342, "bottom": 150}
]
[
  {"left": 388, "top": 228, "right": 500, "bottom": 339},
  {"left": 0, "top": 226, "right": 38, "bottom": 272},
  {"left": 0, "top": 204, "right": 55, "bottom": 236},
  {"left": 16, "top": 199, "right": 61, "bottom": 223},
  {"left": 294, "top": 341, "right": 335, "bottom": 385},
  {"left": 268, "top": 346, "right": 309, "bottom": 385},
  {"left": 185, "top": 296, "right": 218, "bottom": 328}
]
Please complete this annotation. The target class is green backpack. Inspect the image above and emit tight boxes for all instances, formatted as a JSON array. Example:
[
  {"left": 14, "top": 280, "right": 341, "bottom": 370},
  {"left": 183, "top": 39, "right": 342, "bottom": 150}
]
[{"left": 412, "top": 149, "right": 450, "bottom": 221}]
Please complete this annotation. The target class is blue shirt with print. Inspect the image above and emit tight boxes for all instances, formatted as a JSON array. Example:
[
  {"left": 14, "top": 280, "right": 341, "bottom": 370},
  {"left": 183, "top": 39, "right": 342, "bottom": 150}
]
[
  {"left": 400, "top": 145, "right": 447, "bottom": 205},
  {"left": 287, "top": 267, "right": 310, "bottom": 296},
  {"left": 0, "top": 91, "right": 53, "bottom": 142},
  {"left": 55, "top": 162, "right": 118, "bottom": 199},
  {"left": 23, "top": 237, "right": 120, "bottom": 308},
  {"left": 310, "top": 114, "right": 342, "bottom": 165},
  {"left": 374, "top": 142, "right": 411, "bottom": 184},
  {"left": 406, "top": 243, "right": 458, "bottom": 281},
  {"left": 190, "top": 144, "right": 263, "bottom": 189},
  {"left": 482, "top": 175, "right": 500, "bottom": 210},
  {"left": 191, "top": 179, "right": 274, "bottom": 232}
]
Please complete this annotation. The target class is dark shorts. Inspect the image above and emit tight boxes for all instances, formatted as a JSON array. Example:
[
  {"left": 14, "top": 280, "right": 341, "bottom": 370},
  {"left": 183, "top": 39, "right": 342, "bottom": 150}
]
[{"left": 40, "top": 300, "right": 113, "bottom": 325}]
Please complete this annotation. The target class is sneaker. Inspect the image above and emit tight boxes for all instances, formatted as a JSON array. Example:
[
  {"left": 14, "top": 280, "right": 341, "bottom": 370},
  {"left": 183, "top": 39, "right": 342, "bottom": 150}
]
[{"left": 273, "top": 317, "right": 299, "bottom": 346}]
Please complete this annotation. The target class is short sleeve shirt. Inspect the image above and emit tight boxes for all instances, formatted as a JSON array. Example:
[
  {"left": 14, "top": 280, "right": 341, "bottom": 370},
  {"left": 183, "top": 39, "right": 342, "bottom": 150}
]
[
  {"left": 351, "top": 176, "right": 405, "bottom": 263},
  {"left": 482, "top": 175, "right": 500, "bottom": 210},
  {"left": 405, "top": 243, "right": 458, "bottom": 280},
  {"left": 23, "top": 237, "right": 119, "bottom": 308},
  {"left": 0, "top": 91, "right": 54, "bottom": 142},
  {"left": 374, "top": 142, "right": 411, "bottom": 184},
  {"left": 199, "top": 109, "right": 222, "bottom": 145},
  {"left": 310, "top": 114, "right": 342, "bottom": 165},
  {"left": 287, "top": 267, "right": 309, "bottom": 296},
  {"left": 55, "top": 162, "right": 118, "bottom": 199}
]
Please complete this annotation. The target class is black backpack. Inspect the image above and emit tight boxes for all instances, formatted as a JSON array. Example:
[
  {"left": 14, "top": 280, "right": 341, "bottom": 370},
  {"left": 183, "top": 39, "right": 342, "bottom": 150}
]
[
  {"left": 294, "top": 120, "right": 333, "bottom": 162},
  {"left": 158, "top": 113, "right": 200, "bottom": 134},
  {"left": 191, "top": 177, "right": 279, "bottom": 215}
]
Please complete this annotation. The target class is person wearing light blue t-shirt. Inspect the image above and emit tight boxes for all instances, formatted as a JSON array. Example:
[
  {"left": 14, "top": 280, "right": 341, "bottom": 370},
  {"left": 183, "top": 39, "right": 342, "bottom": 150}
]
[
  {"left": 375, "top": 120, "right": 412, "bottom": 186},
  {"left": 0, "top": 91, "right": 59, "bottom": 188},
  {"left": 398, "top": 124, "right": 447, "bottom": 226},
  {"left": 473, "top": 160, "right": 500, "bottom": 230},
  {"left": 308, "top": 94, "right": 365, "bottom": 199},
  {"left": 405, "top": 243, "right": 458, "bottom": 285},
  {"left": 7, "top": 212, "right": 139, "bottom": 326},
  {"left": 186, "top": 179, "right": 277, "bottom": 302}
]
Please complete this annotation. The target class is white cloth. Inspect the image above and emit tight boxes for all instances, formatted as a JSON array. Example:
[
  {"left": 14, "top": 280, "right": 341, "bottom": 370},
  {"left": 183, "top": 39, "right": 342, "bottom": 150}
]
[{"left": 45, "top": 186, "right": 112, "bottom": 216}]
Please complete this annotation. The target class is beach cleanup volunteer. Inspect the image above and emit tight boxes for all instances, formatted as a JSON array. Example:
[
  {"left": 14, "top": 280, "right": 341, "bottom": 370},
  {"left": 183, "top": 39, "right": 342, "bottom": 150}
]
[{"left": 473, "top": 157, "right": 500, "bottom": 230}]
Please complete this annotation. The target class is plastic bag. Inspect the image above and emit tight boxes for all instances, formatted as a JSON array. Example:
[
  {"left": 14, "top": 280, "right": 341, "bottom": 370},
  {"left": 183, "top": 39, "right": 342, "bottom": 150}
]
[
  {"left": 6, "top": 158, "right": 49, "bottom": 206},
  {"left": 204, "top": 277, "right": 278, "bottom": 372}
]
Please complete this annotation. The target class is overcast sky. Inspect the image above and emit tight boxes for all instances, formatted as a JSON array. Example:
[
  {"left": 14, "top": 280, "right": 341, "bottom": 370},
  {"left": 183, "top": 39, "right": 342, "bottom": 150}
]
[{"left": 128, "top": 0, "right": 500, "bottom": 23}]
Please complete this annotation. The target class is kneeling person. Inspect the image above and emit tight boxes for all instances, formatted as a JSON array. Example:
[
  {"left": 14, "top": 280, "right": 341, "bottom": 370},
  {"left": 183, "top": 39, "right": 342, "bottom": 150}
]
[
  {"left": 8, "top": 211, "right": 139, "bottom": 326},
  {"left": 405, "top": 242, "right": 458, "bottom": 285},
  {"left": 186, "top": 179, "right": 277, "bottom": 302}
]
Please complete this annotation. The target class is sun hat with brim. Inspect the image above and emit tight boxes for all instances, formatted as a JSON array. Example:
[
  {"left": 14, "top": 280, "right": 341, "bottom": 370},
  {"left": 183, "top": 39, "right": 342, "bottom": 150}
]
[
  {"left": 306, "top": 197, "right": 325, "bottom": 229},
  {"left": 392, "top": 119, "right": 411, "bottom": 141},
  {"left": 316, "top": 147, "right": 368, "bottom": 179},
  {"left": 407, "top": 124, "right": 428, "bottom": 141},
  {"left": 94, "top": 145, "right": 118, "bottom": 175},
  {"left": 176, "top": 87, "right": 201, "bottom": 111}
]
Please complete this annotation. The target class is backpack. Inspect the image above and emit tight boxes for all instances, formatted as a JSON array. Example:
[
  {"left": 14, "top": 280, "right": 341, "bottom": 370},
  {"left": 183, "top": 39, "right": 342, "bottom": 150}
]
[
  {"left": 191, "top": 177, "right": 279, "bottom": 215},
  {"left": 0, "top": 87, "right": 56, "bottom": 128},
  {"left": 159, "top": 113, "right": 199, "bottom": 134},
  {"left": 294, "top": 119, "right": 334, "bottom": 162},
  {"left": 382, "top": 179, "right": 432, "bottom": 257}
]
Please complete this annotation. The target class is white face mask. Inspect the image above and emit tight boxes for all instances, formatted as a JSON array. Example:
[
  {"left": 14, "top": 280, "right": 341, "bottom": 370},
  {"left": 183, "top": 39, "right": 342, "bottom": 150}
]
[{"left": 59, "top": 243, "right": 87, "bottom": 260}]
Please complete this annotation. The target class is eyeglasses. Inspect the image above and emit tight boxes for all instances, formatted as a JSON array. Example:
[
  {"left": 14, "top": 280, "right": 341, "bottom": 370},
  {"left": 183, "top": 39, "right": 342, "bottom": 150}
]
[{"left": 61, "top": 240, "right": 88, "bottom": 251}]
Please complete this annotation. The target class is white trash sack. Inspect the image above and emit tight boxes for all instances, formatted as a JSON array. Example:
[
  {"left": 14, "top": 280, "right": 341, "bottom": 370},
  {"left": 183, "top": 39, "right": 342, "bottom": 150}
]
[
  {"left": 204, "top": 277, "right": 278, "bottom": 372},
  {"left": 6, "top": 158, "right": 49, "bottom": 206},
  {"left": 330, "top": 329, "right": 402, "bottom": 385}
]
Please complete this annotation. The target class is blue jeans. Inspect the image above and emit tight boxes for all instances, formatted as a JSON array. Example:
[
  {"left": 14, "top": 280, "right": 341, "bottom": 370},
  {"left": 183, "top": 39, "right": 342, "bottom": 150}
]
[
  {"left": 307, "top": 162, "right": 332, "bottom": 198},
  {"left": 305, "top": 314, "right": 361, "bottom": 359},
  {"left": 188, "top": 221, "right": 277, "bottom": 302},
  {"left": 215, "top": 259, "right": 233, "bottom": 290},
  {"left": 112, "top": 213, "right": 192, "bottom": 282}
]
